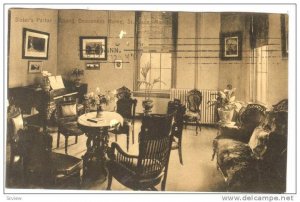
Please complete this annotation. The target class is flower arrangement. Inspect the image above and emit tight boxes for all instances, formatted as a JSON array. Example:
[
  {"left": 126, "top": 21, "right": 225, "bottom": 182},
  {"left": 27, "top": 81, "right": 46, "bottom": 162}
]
[
  {"left": 208, "top": 84, "right": 242, "bottom": 111},
  {"left": 84, "top": 88, "right": 116, "bottom": 110},
  {"left": 71, "top": 68, "right": 84, "bottom": 78},
  {"left": 71, "top": 68, "right": 84, "bottom": 87},
  {"left": 137, "top": 62, "right": 166, "bottom": 100}
]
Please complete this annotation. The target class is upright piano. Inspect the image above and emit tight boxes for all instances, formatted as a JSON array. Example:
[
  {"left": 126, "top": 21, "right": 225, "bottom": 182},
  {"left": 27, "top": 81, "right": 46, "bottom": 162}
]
[{"left": 8, "top": 78, "right": 87, "bottom": 130}]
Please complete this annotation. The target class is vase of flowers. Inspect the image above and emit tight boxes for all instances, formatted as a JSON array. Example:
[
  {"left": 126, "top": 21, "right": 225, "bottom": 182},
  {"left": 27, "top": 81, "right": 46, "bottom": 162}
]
[
  {"left": 71, "top": 68, "right": 84, "bottom": 87},
  {"left": 137, "top": 62, "right": 165, "bottom": 115},
  {"left": 85, "top": 88, "right": 115, "bottom": 118},
  {"left": 208, "top": 84, "right": 243, "bottom": 123},
  {"left": 41, "top": 71, "right": 52, "bottom": 91}
]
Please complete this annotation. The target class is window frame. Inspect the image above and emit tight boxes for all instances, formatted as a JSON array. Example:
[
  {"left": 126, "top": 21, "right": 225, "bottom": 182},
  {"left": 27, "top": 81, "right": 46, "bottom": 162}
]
[{"left": 133, "top": 11, "right": 178, "bottom": 98}]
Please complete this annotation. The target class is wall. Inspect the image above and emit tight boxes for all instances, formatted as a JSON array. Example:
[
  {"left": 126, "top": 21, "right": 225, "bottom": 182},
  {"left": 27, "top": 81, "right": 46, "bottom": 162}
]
[
  {"left": 8, "top": 8, "right": 58, "bottom": 88},
  {"left": 176, "top": 12, "right": 220, "bottom": 90},
  {"left": 218, "top": 13, "right": 251, "bottom": 102},
  {"left": 57, "top": 10, "right": 135, "bottom": 93},
  {"left": 267, "top": 14, "right": 288, "bottom": 105}
]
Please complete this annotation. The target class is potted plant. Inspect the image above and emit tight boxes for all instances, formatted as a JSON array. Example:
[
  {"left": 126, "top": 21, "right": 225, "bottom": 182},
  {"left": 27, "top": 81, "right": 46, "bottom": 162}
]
[
  {"left": 137, "top": 62, "right": 165, "bottom": 115},
  {"left": 208, "top": 84, "right": 243, "bottom": 123},
  {"left": 71, "top": 68, "right": 84, "bottom": 87}
]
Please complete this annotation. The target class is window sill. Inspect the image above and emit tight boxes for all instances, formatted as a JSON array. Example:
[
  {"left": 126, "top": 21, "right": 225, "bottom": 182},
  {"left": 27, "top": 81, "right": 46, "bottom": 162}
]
[{"left": 132, "top": 91, "right": 170, "bottom": 99}]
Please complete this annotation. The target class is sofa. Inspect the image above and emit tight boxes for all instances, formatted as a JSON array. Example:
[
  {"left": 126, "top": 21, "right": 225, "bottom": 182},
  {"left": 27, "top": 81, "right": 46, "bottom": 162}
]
[{"left": 212, "top": 100, "right": 288, "bottom": 192}]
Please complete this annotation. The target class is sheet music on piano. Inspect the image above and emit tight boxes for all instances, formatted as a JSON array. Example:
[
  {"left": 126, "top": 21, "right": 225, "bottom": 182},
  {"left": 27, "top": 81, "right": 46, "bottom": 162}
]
[{"left": 48, "top": 75, "right": 65, "bottom": 90}]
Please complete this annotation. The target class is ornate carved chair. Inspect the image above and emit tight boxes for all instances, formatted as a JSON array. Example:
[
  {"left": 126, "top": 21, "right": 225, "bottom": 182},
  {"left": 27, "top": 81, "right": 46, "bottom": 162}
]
[
  {"left": 167, "top": 99, "right": 186, "bottom": 165},
  {"left": 56, "top": 95, "right": 84, "bottom": 154},
  {"left": 183, "top": 89, "right": 202, "bottom": 135},
  {"left": 110, "top": 86, "right": 137, "bottom": 151},
  {"left": 7, "top": 104, "right": 82, "bottom": 188},
  {"left": 107, "top": 114, "right": 174, "bottom": 191}
]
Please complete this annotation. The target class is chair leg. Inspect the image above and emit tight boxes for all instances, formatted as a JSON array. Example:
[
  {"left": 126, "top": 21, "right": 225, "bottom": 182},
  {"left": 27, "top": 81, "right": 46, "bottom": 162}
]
[
  {"left": 132, "top": 122, "right": 135, "bottom": 145},
  {"left": 57, "top": 131, "right": 60, "bottom": 148},
  {"left": 75, "top": 135, "right": 78, "bottom": 144},
  {"left": 178, "top": 139, "right": 183, "bottom": 165},
  {"left": 115, "top": 134, "right": 118, "bottom": 142},
  {"left": 127, "top": 131, "right": 129, "bottom": 152},
  {"left": 106, "top": 173, "right": 113, "bottom": 190},
  {"left": 65, "top": 136, "right": 69, "bottom": 154}
]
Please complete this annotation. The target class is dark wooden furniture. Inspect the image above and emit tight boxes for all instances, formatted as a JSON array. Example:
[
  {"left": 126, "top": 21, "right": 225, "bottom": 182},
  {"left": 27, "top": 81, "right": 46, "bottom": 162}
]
[
  {"left": 183, "top": 89, "right": 202, "bottom": 134},
  {"left": 23, "top": 131, "right": 82, "bottom": 188},
  {"left": 56, "top": 96, "right": 84, "bottom": 154},
  {"left": 107, "top": 114, "right": 174, "bottom": 191},
  {"left": 8, "top": 81, "right": 87, "bottom": 131},
  {"left": 110, "top": 97, "right": 137, "bottom": 151},
  {"left": 6, "top": 105, "right": 82, "bottom": 188},
  {"left": 78, "top": 111, "right": 123, "bottom": 183},
  {"left": 168, "top": 99, "right": 186, "bottom": 165}
]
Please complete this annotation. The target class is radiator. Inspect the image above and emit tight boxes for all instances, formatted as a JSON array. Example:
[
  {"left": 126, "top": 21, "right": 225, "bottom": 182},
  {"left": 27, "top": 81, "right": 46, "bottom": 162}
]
[{"left": 170, "top": 88, "right": 218, "bottom": 124}]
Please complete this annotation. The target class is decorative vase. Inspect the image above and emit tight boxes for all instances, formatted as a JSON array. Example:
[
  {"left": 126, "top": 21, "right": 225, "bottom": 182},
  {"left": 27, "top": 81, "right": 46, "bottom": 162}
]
[
  {"left": 217, "top": 108, "right": 234, "bottom": 123},
  {"left": 142, "top": 99, "right": 153, "bottom": 116},
  {"left": 96, "top": 104, "right": 103, "bottom": 118}
]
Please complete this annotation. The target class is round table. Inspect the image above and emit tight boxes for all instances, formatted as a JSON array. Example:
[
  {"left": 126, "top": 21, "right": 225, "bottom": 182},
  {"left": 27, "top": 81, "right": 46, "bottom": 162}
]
[{"left": 78, "top": 111, "right": 123, "bottom": 182}]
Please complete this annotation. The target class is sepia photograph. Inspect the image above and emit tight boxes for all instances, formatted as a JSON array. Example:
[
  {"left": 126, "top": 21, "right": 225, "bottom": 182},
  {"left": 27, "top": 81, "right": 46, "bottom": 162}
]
[
  {"left": 22, "top": 28, "right": 50, "bottom": 59},
  {"left": 80, "top": 36, "right": 107, "bottom": 60},
  {"left": 28, "top": 61, "right": 42, "bottom": 73},
  {"left": 2, "top": 1, "right": 298, "bottom": 201}
]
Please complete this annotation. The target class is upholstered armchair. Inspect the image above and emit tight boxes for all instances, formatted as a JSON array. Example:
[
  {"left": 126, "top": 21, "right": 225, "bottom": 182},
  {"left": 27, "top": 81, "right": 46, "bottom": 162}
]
[{"left": 212, "top": 101, "right": 288, "bottom": 192}]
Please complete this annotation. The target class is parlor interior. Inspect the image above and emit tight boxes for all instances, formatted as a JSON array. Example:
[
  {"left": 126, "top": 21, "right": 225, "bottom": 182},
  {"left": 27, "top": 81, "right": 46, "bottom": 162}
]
[{"left": 6, "top": 8, "right": 288, "bottom": 192}]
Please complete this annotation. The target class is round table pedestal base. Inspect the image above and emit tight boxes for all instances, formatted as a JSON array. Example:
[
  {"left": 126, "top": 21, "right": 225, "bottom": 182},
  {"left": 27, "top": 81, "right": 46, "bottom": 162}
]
[{"left": 81, "top": 128, "right": 109, "bottom": 183}]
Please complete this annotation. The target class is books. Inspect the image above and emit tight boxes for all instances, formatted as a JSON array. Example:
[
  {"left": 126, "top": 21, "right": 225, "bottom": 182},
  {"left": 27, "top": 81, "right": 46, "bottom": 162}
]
[
  {"left": 48, "top": 75, "right": 65, "bottom": 90},
  {"left": 87, "top": 118, "right": 104, "bottom": 123}
]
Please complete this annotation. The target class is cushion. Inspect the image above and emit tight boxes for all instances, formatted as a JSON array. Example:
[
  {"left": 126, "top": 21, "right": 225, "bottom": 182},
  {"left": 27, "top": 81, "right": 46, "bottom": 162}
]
[
  {"left": 60, "top": 122, "right": 83, "bottom": 136},
  {"left": 248, "top": 126, "right": 270, "bottom": 159},
  {"left": 61, "top": 104, "right": 77, "bottom": 117},
  {"left": 11, "top": 114, "right": 24, "bottom": 135}
]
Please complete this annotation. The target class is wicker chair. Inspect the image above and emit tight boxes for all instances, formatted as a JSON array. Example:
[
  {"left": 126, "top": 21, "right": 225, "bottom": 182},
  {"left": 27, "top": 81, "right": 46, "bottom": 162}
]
[{"left": 107, "top": 114, "right": 174, "bottom": 191}]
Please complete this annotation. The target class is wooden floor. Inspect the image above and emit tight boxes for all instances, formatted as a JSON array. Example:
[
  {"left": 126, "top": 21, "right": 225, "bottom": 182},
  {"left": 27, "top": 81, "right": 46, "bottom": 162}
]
[{"left": 6, "top": 121, "right": 227, "bottom": 192}]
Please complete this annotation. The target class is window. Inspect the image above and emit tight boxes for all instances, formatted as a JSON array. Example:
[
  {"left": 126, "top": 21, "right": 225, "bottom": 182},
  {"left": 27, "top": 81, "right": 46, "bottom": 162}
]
[
  {"left": 254, "top": 45, "right": 268, "bottom": 104},
  {"left": 134, "top": 12, "right": 177, "bottom": 96}
]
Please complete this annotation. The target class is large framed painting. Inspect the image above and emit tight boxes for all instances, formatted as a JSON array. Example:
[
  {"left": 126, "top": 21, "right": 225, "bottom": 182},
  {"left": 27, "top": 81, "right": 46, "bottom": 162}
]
[
  {"left": 80, "top": 36, "right": 107, "bottom": 60},
  {"left": 220, "top": 31, "right": 242, "bottom": 60},
  {"left": 22, "top": 28, "right": 50, "bottom": 59}
]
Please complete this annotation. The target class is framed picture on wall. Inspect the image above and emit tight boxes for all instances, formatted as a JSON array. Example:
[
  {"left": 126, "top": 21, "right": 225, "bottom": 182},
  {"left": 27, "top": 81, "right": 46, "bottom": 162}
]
[
  {"left": 22, "top": 28, "right": 50, "bottom": 59},
  {"left": 114, "top": 60, "right": 123, "bottom": 69},
  {"left": 28, "top": 61, "right": 43, "bottom": 73},
  {"left": 86, "top": 62, "right": 100, "bottom": 70},
  {"left": 220, "top": 31, "right": 242, "bottom": 60},
  {"left": 80, "top": 36, "right": 107, "bottom": 60}
]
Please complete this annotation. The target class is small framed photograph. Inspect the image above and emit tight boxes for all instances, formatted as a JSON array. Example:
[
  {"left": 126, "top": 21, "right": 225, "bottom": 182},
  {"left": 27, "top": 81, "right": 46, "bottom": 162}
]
[
  {"left": 22, "top": 28, "right": 50, "bottom": 59},
  {"left": 114, "top": 60, "right": 123, "bottom": 69},
  {"left": 220, "top": 32, "right": 242, "bottom": 60},
  {"left": 80, "top": 36, "right": 107, "bottom": 60},
  {"left": 86, "top": 62, "right": 100, "bottom": 70},
  {"left": 28, "top": 61, "right": 43, "bottom": 73}
]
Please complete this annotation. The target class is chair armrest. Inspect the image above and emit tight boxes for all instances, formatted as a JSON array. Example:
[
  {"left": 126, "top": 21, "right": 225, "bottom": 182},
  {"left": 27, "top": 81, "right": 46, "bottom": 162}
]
[
  {"left": 217, "top": 127, "right": 252, "bottom": 143},
  {"left": 108, "top": 142, "right": 139, "bottom": 173},
  {"left": 109, "top": 142, "right": 139, "bottom": 160}
]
